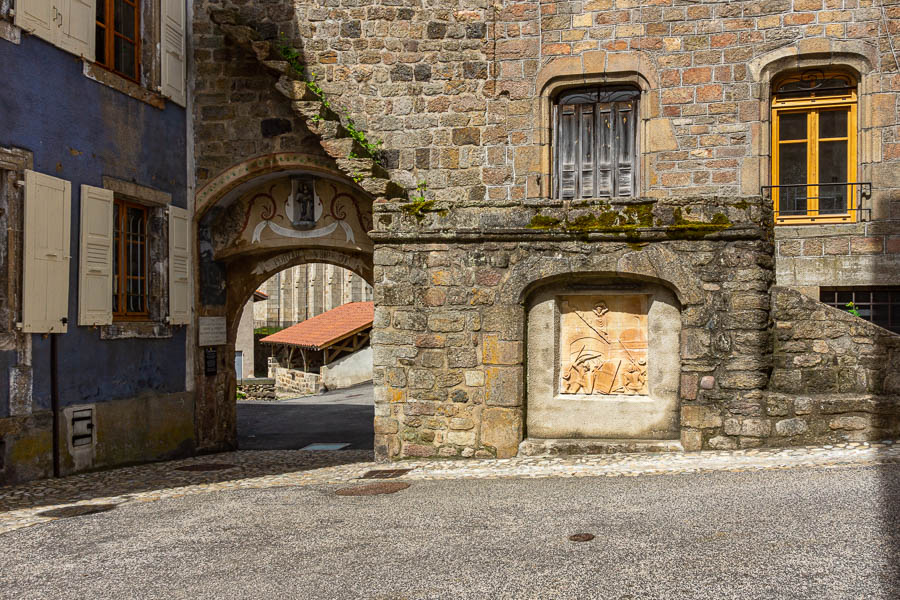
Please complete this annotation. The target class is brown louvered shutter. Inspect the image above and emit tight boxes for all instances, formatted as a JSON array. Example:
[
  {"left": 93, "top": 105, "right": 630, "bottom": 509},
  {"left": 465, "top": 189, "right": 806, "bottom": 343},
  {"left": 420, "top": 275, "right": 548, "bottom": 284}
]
[
  {"left": 596, "top": 103, "right": 614, "bottom": 197},
  {"left": 579, "top": 104, "right": 595, "bottom": 198}
]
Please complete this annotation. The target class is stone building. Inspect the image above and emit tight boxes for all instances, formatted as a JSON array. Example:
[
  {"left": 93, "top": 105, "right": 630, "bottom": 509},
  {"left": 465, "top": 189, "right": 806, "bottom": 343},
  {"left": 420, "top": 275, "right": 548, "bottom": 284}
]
[
  {"left": 253, "top": 264, "right": 373, "bottom": 327},
  {"left": 0, "top": 0, "right": 191, "bottom": 484},
  {"left": 190, "top": 0, "right": 900, "bottom": 462}
]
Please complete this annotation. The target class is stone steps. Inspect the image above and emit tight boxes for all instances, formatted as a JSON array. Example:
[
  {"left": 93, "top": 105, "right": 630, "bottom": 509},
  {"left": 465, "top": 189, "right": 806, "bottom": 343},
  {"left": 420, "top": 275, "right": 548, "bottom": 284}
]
[{"left": 210, "top": 9, "right": 407, "bottom": 200}]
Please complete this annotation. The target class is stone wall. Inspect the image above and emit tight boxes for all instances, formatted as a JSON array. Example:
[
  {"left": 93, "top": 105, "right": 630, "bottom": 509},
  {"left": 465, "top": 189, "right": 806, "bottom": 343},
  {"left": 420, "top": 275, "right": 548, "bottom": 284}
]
[
  {"left": 238, "top": 379, "right": 276, "bottom": 402},
  {"left": 370, "top": 196, "right": 774, "bottom": 459},
  {"left": 682, "top": 287, "right": 900, "bottom": 450},
  {"left": 775, "top": 223, "right": 900, "bottom": 293},
  {"left": 193, "top": 0, "right": 900, "bottom": 207},
  {"left": 272, "top": 367, "right": 322, "bottom": 399}
]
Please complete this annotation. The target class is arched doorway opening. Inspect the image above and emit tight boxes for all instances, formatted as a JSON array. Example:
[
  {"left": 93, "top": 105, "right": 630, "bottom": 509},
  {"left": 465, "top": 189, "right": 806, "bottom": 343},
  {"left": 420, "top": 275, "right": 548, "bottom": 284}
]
[
  {"left": 234, "top": 262, "right": 375, "bottom": 451},
  {"left": 193, "top": 153, "right": 375, "bottom": 453}
]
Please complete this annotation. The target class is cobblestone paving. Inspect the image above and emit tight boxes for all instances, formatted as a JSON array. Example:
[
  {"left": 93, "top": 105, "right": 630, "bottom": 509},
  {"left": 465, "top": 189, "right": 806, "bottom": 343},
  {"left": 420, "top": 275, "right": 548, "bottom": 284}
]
[{"left": 2, "top": 441, "right": 898, "bottom": 535}]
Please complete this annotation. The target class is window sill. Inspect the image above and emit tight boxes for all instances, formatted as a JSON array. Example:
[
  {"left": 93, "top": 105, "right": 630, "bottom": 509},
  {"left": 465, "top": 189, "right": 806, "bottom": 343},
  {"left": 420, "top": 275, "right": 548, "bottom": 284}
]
[
  {"left": 99, "top": 321, "right": 173, "bottom": 340},
  {"left": 82, "top": 61, "right": 167, "bottom": 110}
]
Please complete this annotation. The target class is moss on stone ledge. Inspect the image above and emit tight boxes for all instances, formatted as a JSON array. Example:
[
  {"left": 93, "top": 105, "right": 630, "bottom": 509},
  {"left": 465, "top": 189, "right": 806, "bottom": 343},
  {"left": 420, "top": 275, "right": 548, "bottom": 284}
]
[
  {"left": 527, "top": 215, "right": 562, "bottom": 229},
  {"left": 665, "top": 208, "right": 732, "bottom": 239}
]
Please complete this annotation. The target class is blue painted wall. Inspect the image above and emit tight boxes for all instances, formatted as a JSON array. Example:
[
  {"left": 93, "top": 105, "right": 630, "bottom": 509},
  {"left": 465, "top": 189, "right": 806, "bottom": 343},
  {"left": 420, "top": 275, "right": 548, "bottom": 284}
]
[{"left": 0, "top": 34, "right": 187, "bottom": 413}]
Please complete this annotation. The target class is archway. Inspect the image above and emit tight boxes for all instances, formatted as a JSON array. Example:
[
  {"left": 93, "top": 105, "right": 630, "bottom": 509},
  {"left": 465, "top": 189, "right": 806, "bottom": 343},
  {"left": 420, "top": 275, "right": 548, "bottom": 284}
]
[{"left": 193, "top": 153, "right": 375, "bottom": 453}]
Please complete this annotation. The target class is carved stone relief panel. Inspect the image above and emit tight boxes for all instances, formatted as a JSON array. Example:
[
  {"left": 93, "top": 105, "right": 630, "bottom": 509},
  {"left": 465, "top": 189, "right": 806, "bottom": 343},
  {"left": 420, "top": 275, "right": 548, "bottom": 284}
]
[{"left": 559, "top": 295, "right": 649, "bottom": 396}]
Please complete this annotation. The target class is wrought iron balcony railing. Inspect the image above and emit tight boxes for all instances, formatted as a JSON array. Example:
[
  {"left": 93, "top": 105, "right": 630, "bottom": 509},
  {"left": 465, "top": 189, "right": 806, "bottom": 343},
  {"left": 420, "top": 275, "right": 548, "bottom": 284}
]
[{"left": 761, "top": 182, "right": 872, "bottom": 222}]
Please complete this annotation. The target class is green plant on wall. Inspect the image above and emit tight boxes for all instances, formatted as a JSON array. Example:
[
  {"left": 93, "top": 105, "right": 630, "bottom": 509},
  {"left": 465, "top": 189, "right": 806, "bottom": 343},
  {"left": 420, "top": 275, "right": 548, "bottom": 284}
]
[
  {"left": 845, "top": 302, "right": 861, "bottom": 318},
  {"left": 276, "top": 36, "right": 383, "bottom": 164},
  {"left": 401, "top": 181, "right": 440, "bottom": 220}
]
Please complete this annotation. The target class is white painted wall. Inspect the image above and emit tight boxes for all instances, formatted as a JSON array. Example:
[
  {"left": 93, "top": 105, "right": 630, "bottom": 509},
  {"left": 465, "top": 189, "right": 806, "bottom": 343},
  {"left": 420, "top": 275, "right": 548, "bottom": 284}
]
[
  {"left": 321, "top": 346, "right": 373, "bottom": 390},
  {"left": 234, "top": 298, "right": 255, "bottom": 379}
]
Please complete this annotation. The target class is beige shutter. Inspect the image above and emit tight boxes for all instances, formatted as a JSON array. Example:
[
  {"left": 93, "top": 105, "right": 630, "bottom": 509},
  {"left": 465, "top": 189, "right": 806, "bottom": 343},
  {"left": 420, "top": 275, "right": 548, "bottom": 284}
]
[
  {"left": 78, "top": 185, "right": 114, "bottom": 326},
  {"left": 22, "top": 170, "right": 71, "bottom": 333},
  {"left": 168, "top": 205, "right": 190, "bottom": 325},
  {"left": 161, "top": 0, "right": 187, "bottom": 106},
  {"left": 14, "top": 0, "right": 57, "bottom": 45},
  {"left": 58, "top": 0, "right": 95, "bottom": 58}
]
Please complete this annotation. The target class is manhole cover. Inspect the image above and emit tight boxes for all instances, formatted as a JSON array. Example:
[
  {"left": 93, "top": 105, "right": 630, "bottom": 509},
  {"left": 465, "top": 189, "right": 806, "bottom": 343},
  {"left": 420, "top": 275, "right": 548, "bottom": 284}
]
[
  {"left": 174, "top": 463, "right": 237, "bottom": 472},
  {"left": 359, "top": 469, "right": 413, "bottom": 480},
  {"left": 37, "top": 504, "right": 118, "bottom": 518},
  {"left": 335, "top": 482, "right": 410, "bottom": 496},
  {"left": 569, "top": 533, "right": 595, "bottom": 543}
]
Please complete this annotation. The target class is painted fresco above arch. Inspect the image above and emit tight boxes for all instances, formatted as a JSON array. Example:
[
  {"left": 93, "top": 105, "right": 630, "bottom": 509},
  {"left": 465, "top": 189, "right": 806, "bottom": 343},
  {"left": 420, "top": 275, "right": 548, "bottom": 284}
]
[{"left": 209, "top": 175, "right": 373, "bottom": 261}]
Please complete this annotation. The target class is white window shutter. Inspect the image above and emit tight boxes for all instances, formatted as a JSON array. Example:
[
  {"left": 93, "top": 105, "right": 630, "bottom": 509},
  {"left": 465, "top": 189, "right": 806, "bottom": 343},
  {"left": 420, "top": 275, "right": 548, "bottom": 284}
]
[
  {"left": 161, "top": 0, "right": 187, "bottom": 106},
  {"left": 22, "top": 170, "right": 71, "bottom": 333},
  {"left": 168, "top": 205, "right": 190, "bottom": 325},
  {"left": 58, "top": 0, "right": 96, "bottom": 58},
  {"left": 78, "top": 185, "right": 114, "bottom": 326},
  {"left": 14, "top": 0, "right": 57, "bottom": 45}
]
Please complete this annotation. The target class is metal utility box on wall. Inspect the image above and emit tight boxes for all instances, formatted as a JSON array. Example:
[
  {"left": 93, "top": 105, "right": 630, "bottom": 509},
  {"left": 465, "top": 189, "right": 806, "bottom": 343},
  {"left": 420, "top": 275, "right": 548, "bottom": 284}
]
[{"left": 71, "top": 407, "right": 94, "bottom": 447}]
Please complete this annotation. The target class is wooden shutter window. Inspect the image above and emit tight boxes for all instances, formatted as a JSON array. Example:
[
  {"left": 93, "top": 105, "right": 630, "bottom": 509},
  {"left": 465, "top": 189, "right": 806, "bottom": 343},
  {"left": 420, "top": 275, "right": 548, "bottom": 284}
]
[
  {"left": 95, "top": 0, "right": 140, "bottom": 81},
  {"left": 78, "top": 185, "right": 115, "bottom": 326},
  {"left": 112, "top": 199, "right": 149, "bottom": 319},
  {"left": 15, "top": 0, "right": 95, "bottom": 58},
  {"left": 554, "top": 87, "right": 639, "bottom": 200},
  {"left": 14, "top": 0, "right": 57, "bottom": 45},
  {"left": 168, "top": 205, "right": 190, "bottom": 325},
  {"left": 22, "top": 170, "right": 72, "bottom": 333},
  {"left": 161, "top": 0, "right": 187, "bottom": 106}
]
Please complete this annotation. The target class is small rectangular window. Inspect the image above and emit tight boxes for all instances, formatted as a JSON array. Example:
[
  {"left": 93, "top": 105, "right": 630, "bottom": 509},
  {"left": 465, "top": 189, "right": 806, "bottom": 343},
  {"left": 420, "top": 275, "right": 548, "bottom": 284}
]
[
  {"left": 820, "top": 287, "right": 900, "bottom": 334},
  {"left": 113, "top": 198, "right": 148, "bottom": 319},
  {"left": 554, "top": 87, "right": 639, "bottom": 200}
]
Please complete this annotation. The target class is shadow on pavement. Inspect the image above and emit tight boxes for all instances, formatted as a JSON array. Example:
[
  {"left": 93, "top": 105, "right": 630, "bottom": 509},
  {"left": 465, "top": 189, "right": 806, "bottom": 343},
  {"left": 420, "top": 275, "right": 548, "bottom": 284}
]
[
  {"left": 0, "top": 448, "right": 374, "bottom": 513},
  {"left": 237, "top": 401, "right": 375, "bottom": 451}
]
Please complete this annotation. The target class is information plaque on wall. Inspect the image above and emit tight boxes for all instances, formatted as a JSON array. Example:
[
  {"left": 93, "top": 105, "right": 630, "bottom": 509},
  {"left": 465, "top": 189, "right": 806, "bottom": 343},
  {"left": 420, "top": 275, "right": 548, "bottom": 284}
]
[
  {"left": 198, "top": 316, "right": 227, "bottom": 346},
  {"left": 204, "top": 349, "right": 217, "bottom": 377}
]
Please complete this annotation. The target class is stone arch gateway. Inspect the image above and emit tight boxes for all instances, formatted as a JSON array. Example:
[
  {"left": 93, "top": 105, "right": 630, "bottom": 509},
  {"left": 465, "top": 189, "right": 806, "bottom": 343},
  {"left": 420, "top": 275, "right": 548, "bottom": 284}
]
[{"left": 193, "top": 154, "right": 375, "bottom": 453}]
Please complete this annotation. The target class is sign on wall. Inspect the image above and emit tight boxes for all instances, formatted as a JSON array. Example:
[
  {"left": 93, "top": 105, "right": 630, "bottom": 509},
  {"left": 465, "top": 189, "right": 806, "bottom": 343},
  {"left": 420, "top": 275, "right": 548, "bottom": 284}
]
[{"left": 198, "top": 316, "right": 227, "bottom": 346}]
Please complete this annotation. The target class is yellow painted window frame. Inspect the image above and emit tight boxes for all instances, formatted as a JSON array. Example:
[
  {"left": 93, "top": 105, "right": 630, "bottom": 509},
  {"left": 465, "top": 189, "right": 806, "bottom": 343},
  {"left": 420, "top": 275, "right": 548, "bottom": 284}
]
[{"left": 771, "top": 80, "right": 858, "bottom": 225}]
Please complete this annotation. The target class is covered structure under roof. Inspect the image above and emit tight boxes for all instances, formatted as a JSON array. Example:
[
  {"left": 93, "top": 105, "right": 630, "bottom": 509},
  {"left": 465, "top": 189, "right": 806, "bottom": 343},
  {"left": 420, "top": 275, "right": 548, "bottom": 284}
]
[{"left": 260, "top": 301, "right": 373, "bottom": 366}]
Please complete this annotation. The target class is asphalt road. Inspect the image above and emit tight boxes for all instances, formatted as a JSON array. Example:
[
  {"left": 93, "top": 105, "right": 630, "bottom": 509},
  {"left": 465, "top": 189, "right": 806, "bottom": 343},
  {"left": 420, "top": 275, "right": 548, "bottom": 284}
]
[
  {"left": 237, "top": 383, "right": 374, "bottom": 450},
  {"left": 2, "top": 464, "right": 898, "bottom": 599}
]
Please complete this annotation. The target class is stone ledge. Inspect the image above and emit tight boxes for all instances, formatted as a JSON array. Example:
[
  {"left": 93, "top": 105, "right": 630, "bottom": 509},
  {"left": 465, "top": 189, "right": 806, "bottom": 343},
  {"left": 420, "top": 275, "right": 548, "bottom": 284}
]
[
  {"left": 99, "top": 322, "right": 173, "bottom": 340},
  {"left": 518, "top": 438, "right": 684, "bottom": 456}
]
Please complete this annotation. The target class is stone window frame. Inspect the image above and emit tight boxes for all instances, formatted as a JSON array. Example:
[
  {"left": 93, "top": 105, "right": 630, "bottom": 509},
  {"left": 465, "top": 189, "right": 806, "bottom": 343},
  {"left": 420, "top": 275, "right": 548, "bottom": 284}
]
[
  {"left": 553, "top": 86, "right": 641, "bottom": 200},
  {"left": 536, "top": 53, "right": 663, "bottom": 202},
  {"left": 748, "top": 41, "right": 879, "bottom": 215},
  {"left": 0, "top": 146, "right": 34, "bottom": 417},
  {"left": 98, "top": 176, "right": 172, "bottom": 340}
]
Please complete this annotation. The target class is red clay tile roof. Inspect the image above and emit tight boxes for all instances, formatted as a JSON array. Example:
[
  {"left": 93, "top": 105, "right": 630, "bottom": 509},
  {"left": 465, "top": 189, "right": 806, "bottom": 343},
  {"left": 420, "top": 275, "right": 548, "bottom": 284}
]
[{"left": 260, "top": 302, "right": 374, "bottom": 350}]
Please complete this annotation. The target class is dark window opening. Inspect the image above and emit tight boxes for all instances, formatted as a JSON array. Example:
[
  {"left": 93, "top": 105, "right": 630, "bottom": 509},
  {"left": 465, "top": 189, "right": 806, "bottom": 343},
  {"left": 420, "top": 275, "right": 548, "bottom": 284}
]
[
  {"left": 820, "top": 287, "right": 900, "bottom": 334},
  {"left": 96, "top": 0, "right": 140, "bottom": 81},
  {"left": 113, "top": 199, "right": 148, "bottom": 319}
]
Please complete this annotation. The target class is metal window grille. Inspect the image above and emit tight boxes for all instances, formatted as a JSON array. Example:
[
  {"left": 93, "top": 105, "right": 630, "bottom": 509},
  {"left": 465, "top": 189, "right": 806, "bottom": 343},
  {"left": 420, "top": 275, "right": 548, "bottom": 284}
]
[{"left": 819, "top": 287, "right": 900, "bottom": 334}]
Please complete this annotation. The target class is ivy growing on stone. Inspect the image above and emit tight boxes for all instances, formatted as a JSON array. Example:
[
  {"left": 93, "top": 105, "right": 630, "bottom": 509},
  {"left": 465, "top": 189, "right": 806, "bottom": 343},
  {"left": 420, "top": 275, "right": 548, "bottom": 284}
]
[{"left": 276, "top": 36, "right": 383, "bottom": 163}]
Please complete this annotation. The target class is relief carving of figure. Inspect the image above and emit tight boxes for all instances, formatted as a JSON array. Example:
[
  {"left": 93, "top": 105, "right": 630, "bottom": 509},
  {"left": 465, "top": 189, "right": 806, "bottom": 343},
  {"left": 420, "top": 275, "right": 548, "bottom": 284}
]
[{"left": 559, "top": 295, "right": 649, "bottom": 397}]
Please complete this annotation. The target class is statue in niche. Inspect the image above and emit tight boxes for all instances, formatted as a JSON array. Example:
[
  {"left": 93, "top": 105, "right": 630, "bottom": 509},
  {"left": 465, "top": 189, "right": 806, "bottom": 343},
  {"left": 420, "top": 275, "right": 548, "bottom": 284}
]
[{"left": 560, "top": 295, "right": 649, "bottom": 396}]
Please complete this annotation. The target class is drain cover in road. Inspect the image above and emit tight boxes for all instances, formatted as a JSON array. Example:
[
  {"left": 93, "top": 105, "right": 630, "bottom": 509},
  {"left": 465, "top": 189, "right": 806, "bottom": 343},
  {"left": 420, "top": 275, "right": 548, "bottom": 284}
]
[
  {"left": 569, "top": 533, "right": 595, "bottom": 542},
  {"left": 301, "top": 443, "right": 350, "bottom": 451},
  {"left": 37, "top": 504, "right": 118, "bottom": 518},
  {"left": 359, "top": 469, "right": 413, "bottom": 479},
  {"left": 174, "top": 463, "right": 237, "bottom": 472},
  {"left": 335, "top": 482, "right": 411, "bottom": 496}
]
